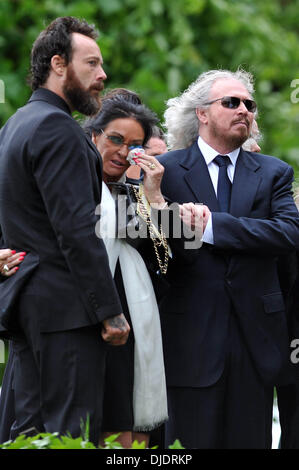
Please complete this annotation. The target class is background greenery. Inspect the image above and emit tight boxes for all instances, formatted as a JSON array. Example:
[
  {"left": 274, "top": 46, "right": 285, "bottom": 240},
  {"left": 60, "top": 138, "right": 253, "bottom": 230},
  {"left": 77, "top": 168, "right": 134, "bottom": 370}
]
[
  {"left": 0, "top": 0, "right": 299, "bottom": 380},
  {"left": 0, "top": 430, "right": 184, "bottom": 448},
  {"left": 0, "top": 0, "right": 299, "bottom": 175}
]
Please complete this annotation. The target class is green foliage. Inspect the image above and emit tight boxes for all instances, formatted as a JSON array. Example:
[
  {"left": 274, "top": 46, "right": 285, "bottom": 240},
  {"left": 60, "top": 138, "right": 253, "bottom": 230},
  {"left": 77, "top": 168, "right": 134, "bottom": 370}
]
[
  {"left": 0, "top": 432, "right": 184, "bottom": 449},
  {"left": 80, "top": 414, "right": 90, "bottom": 442},
  {"left": 168, "top": 439, "right": 185, "bottom": 449},
  {"left": 0, "top": 0, "right": 298, "bottom": 178},
  {"left": 99, "top": 433, "right": 123, "bottom": 449},
  {"left": 0, "top": 340, "right": 8, "bottom": 385},
  {"left": 0, "top": 432, "right": 97, "bottom": 449}
]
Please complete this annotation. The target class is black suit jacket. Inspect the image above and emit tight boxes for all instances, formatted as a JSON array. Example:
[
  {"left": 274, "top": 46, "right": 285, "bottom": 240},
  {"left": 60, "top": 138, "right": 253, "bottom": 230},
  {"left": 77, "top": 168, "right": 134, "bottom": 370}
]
[
  {"left": 0, "top": 88, "right": 122, "bottom": 335},
  {"left": 158, "top": 142, "right": 299, "bottom": 387}
]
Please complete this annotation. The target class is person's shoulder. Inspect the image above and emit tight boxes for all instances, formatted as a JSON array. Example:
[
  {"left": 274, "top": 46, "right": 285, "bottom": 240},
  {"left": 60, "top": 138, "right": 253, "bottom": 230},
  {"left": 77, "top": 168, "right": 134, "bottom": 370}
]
[
  {"left": 5, "top": 96, "right": 75, "bottom": 140},
  {"left": 30, "top": 105, "right": 82, "bottom": 143},
  {"left": 157, "top": 146, "right": 191, "bottom": 167},
  {"left": 244, "top": 149, "right": 288, "bottom": 166},
  {"left": 20, "top": 89, "right": 75, "bottom": 131},
  {"left": 29, "top": 100, "right": 74, "bottom": 125},
  {"left": 243, "top": 149, "right": 292, "bottom": 173}
]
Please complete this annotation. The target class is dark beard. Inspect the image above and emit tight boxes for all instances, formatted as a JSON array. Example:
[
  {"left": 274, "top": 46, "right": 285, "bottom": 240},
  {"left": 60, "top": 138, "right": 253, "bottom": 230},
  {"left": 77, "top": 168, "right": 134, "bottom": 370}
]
[{"left": 63, "top": 65, "right": 102, "bottom": 116}]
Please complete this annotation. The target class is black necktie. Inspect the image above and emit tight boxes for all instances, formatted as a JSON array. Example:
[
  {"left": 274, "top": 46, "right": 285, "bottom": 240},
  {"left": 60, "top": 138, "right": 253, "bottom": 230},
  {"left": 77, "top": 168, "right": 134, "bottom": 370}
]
[{"left": 214, "top": 155, "right": 232, "bottom": 212}]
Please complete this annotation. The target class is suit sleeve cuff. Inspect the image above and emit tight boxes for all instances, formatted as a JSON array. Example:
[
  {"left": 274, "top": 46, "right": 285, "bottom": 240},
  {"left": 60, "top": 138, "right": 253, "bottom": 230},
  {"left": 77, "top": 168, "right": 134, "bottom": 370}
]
[{"left": 202, "top": 213, "right": 214, "bottom": 245}]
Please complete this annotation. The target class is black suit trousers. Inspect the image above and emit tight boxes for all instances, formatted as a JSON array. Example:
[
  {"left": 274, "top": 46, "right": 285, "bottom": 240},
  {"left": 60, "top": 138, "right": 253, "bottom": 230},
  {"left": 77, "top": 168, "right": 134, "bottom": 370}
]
[
  {"left": 10, "top": 294, "right": 107, "bottom": 445},
  {"left": 0, "top": 345, "right": 15, "bottom": 443},
  {"left": 164, "top": 312, "right": 274, "bottom": 449}
]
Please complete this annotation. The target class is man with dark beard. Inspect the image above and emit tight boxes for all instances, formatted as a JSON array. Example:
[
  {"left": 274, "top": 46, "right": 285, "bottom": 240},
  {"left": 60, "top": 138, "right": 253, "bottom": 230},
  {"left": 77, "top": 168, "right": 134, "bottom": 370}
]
[
  {"left": 0, "top": 17, "right": 130, "bottom": 445},
  {"left": 157, "top": 69, "right": 299, "bottom": 448}
]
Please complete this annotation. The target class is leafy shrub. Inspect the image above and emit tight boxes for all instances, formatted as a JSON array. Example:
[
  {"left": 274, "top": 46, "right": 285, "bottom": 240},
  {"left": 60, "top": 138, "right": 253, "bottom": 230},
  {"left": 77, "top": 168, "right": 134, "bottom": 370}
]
[{"left": 0, "top": 432, "right": 184, "bottom": 449}]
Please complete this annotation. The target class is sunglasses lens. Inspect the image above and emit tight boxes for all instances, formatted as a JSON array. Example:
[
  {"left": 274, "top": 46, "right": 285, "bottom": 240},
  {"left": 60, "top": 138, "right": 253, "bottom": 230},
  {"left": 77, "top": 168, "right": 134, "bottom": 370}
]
[
  {"left": 221, "top": 97, "right": 239, "bottom": 109},
  {"left": 244, "top": 100, "right": 256, "bottom": 112},
  {"left": 108, "top": 136, "right": 124, "bottom": 145},
  {"left": 221, "top": 97, "right": 256, "bottom": 112}
]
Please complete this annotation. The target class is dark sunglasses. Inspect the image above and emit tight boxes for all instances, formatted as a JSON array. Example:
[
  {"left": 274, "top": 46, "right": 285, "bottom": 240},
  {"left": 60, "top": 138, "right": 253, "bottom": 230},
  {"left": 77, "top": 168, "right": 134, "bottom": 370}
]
[
  {"left": 204, "top": 96, "right": 257, "bottom": 113},
  {"left": 100, "top": 130, "right": 143, "bottom": 148}
]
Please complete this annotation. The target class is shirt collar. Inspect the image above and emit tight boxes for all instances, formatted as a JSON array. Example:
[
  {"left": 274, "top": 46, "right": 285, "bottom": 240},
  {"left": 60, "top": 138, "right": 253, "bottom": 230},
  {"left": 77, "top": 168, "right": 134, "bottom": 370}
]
[{"left": 197, "top": 135, "right": 240, "bottom": 167}]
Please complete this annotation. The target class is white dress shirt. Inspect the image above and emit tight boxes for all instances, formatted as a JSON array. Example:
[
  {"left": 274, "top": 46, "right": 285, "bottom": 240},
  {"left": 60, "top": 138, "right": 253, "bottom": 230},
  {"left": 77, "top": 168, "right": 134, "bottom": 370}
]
[{"left": 197, "top": 136, "right": 240, "bottom": 244}]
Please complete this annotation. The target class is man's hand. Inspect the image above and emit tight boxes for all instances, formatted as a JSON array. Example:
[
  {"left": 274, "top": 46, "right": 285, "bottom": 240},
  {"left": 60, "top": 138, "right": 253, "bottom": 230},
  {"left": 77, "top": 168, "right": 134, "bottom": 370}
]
[
  {"left": 101, "top": 313, "right": 130, "bottom": 346},
  {"left": 179, "top": 203, "right": 211, "bottom": 235}
]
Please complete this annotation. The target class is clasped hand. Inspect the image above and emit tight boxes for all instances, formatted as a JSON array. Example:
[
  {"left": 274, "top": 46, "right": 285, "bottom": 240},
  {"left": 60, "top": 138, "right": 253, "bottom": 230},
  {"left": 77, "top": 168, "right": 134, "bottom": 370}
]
[
  {"left": 179, "top": 203, "right": 211, "bottom": 236},
  {"left": 101, "top": 313, "right": 130, "bottom": 346}
]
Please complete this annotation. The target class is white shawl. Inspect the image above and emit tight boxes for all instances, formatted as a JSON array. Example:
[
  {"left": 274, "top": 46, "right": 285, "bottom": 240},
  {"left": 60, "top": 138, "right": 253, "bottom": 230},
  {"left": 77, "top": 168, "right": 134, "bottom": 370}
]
[{"left": 99, "top": 181, "right": 168, "bottom": 431}]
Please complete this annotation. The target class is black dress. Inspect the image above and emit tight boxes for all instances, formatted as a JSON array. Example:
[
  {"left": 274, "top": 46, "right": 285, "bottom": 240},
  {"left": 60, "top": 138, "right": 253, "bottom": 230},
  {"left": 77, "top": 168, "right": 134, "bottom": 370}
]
[
  {"left": 0, "top": 345, "right": 15, "bottom": 443},
  {"left": 101, "top": 261, "right": 135, "bottom": 431},
  {"left": 101, "top": 243, "right": 169, "bottom": 432}
]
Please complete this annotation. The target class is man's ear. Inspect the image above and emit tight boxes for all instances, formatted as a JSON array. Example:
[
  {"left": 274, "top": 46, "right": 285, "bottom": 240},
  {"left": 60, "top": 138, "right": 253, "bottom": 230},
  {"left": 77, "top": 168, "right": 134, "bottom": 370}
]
[
  {"left": 91, "top": 132, "right": 97, "bottom": 145},
  {"left": 50, "top": 55, "right": 66, "bottom": 77},
  {"left": 196, "top": 107, "right": 208, "bottom": 125}
]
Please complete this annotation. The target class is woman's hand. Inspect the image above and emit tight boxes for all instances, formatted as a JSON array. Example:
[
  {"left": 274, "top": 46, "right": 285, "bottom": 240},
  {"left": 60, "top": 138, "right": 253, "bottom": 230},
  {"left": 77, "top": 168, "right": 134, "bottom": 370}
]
[
  {"left": 135, "top": 153, "right": 166, "bottom": 209},
  {"left": 0, "top": 249, "right": 26, "bottom": 277}
]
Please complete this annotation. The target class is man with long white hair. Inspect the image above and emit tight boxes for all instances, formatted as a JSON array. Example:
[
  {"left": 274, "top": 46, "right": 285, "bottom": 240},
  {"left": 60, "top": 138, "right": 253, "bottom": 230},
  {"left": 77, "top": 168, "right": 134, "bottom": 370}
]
[{"left": 158, "top": 69, "right": 299, "bottom": 448}]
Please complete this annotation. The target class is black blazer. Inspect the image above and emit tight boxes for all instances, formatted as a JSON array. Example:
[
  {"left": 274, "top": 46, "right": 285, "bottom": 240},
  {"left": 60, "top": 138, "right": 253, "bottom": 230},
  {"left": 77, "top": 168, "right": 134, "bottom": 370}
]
[
  {"left": 158, "top": 142, "right": 299, "bottom": 387},
  {"left": 0, "top": 88, "right": 122, "bottom": 335}
]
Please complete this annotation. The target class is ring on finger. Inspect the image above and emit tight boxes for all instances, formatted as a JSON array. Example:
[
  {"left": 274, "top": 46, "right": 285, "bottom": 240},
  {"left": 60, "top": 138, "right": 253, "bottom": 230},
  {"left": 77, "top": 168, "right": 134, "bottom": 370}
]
[
  {"left": 148, "top": 163, "right": 156, "bottom": 170},
  {"left": 3, "top": 264, "right": 9, "bottom": 273}
]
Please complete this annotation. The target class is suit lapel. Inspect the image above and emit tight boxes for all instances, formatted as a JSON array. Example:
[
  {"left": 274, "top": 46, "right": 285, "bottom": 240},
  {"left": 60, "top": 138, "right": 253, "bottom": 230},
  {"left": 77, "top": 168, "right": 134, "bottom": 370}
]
[
  {"left": 181, "top": 143, "right": 219, "bottom": 211},
  {"left": 226, "top": 150, "right": 262, "bottom": 273},
  {"left": 179, "top": 145, "right": 262, "bottom": 215},
  {"left": 230, "top": 149, "right": 261, "bottom": 217}
]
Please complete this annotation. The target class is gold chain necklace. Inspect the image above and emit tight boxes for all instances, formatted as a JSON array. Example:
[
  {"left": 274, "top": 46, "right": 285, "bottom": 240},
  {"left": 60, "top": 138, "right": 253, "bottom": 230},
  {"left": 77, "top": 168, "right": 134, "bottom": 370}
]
[{"left": 132, "top": 185, "right": 169, "bottom": 275}]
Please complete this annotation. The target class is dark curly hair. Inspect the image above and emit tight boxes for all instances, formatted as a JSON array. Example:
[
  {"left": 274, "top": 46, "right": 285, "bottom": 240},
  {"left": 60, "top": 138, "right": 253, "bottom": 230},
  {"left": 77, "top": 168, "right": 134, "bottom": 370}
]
[
  {"left": 29, "top": 16, "right": 98, "bottom": 90},
  {"left": 82, "top": 94, "right": 158, "bottom": 146}
]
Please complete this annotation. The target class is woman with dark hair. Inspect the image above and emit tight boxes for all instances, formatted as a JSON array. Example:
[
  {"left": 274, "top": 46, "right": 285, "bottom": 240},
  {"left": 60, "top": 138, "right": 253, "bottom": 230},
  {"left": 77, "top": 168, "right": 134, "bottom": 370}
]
[
  {"left": 83, "top": 94, "right": 170, "bottom": 448},
  {"left": 101, "top": 87, "right": 142, "bottom": 105}
]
